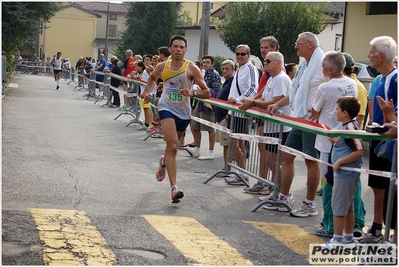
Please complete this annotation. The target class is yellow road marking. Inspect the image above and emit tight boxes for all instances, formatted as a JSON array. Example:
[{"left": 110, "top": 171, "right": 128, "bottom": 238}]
[
  {"left": 244, "top": 221, "right": 324, "bottom": 263},
  {"left": 29, "top": 208, "right": 116, "bottom": 265},
  {"left": 142, "top": 215, "right": 253, "bottom": 266}
]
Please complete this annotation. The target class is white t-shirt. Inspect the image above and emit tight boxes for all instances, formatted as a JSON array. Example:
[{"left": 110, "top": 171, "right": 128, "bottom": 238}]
[
  {"left": 313, "top": 76, "right": 358, "bottom": 153},
  {"left": 261, "top": 71, "right": 292, "bottom": 133}
]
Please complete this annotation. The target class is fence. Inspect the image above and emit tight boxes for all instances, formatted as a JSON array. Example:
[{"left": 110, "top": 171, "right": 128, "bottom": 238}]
[
  {"left": 15, "top": 69, "right": 396, "bottom": 241},
  {"left": 193, "top": 98, "right": 395, "bottom": 241}
]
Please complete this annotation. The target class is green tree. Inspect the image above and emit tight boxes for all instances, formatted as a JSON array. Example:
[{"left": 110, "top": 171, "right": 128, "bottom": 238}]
[
  {"left": 2, "top": 2, "right": 60, "bottom": 82},
  {"left": 217, "top": 2, "right": 327, "bottom": 61},
  {"left": 116, "top": 2, "right": 183, "bottom": 59}
]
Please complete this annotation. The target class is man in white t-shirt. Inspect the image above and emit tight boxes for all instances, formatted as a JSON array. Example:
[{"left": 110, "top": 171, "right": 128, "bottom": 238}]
[
  {"left": 311, "top": 51, "right": 358, "bottom": 182},
  {"left": 239, "top": 51, "right": 292, "bottom": 194}
]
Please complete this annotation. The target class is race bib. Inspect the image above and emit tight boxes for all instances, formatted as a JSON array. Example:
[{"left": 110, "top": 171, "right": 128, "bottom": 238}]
[{"left": 166, "top": 87, "right": 184, "bottom": 103}]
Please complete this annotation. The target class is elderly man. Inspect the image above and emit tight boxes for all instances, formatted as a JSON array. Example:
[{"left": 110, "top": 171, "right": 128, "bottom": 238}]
[
  {"left": 239, "top": 51, "right": 292, "bottom": 194},
  {"left": 266, "top": 32, "right": 326, "bottom": 217},
  {"left": 240, "top": 36, "right": 280, "bottom": 194},
  {"left": 225, "top": 44, "right": 259, "bottom": 185},
  {"left": 359, "top": 36, "right": 397, "bottom": 243}
]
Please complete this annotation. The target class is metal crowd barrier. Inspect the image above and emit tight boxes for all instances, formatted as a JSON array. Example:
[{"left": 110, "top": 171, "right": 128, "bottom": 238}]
[{"left": 194, "top": 98, "right": 393, "bottom": 216}]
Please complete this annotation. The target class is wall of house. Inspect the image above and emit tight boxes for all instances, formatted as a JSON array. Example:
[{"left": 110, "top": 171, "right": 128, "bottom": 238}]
[
  {"left": 343, "top": 2, "right": 397, "bottom": 62},
  {"left": 181, "top": 2, "right": 226, "bottom": 25},
  {"left": 39, "top": 7, "right": 97, "bottom": 65}
]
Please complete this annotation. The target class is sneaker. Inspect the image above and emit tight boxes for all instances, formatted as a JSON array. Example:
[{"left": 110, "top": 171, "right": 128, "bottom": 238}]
[
  {"left": 119, "top": 106, "right": 127, "bottom": 111},
  {"left": 156, "top": 155, "right": 166, "bottom": 182},
  {"left": 259, "top": 192, "right": 293, "bottom": 203},
  {"left": 263, "top": 194, "right": 295, "bottom": 212},
  {"left": 290, "top": 201, "right": 318, "bottom": 217},
  {"left": 137, "top": 125, "right": 150, "bottom": 131},
  {"left": 171, "top": 186, "right": 184, "bottom": 203},
  {"left": 225, "top": 175, "right": 249, "bottom": 186},
  {"left": 324, "top": 237, "right": 344, "bottom": 250},
  {"left": 342, "top": 237, "right": 358, "bottom": 249},
  {"left": 56, "top": 85, "right": 59, "bottom": 90},
  {"left": 316, "top": 188, "right": 323, "bottom": 196},
  {"left": 353, "top": 226, "right": 364, "bottom": 238},
  {"left": 186, "top": 147, "right": 200, "bottom": 158},
  {"left": 243, "top": 181, "right": 269, "bottom": 195},
  {"left": 316, "top": 226, "right": 332, "bottom": 238},
  {"left": 357, "top": 230, "right": 383, "bottom": 244},
  {"left": 198, "top": 151, "right": 214, "bottom": 160}
]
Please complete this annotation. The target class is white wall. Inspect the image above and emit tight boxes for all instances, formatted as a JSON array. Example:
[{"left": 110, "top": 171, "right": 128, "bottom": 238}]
[{"left": 185, "top": 29, "right": 236, "bottom": 62}]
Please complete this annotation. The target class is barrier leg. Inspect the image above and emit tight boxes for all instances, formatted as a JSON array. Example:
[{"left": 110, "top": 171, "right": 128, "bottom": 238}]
[{"left": 383, "top": 142, "right": 397, "bottom": 243}]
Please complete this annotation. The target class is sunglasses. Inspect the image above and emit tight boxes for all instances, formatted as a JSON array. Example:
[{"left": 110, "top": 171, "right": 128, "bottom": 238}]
[
  {"left": 264, "top": 59, "right": 273, "bottom": 64},
  {"left": 235, "top": 52, "right": 247, "bottom": 57}
]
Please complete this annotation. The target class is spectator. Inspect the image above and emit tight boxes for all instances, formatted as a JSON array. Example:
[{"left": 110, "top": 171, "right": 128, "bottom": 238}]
[
  {"left": 225, "top": 44, "right": 259, "bottom": 185},
  {"left": 214, "top": 59, "right": 235, "bottom": 176},
  {"left": 121, "top": 49, "right": 136, "bottom": 110},
  {"left": 104, "top": 56, "right": 121, "bottom": 108},
  {"left": 187, "top": 55, "right": 221, "bottom": 160},
  {"left": 265, "top": 32, "right": 326, "bottom": 217},
  {"left": 92, "top": 53, "right": 106, "bottom": 98},
  {"left": 137, "top": 54, "right": 155, "bottom": 132},
  {"left": 342, "top": 53, "right": 368, "bottom": 129},
  {"left": 239, "top": 51, "right": 292, "bottom": 194},
  {"left": 284, "top": 63, "right": 297, "bottom": 80},
  {"left": 239, "top": 36, "right": 279, "bottom": 194},
  {"left": 367, "top": 55, "right": 397, "bottom": 125},
  {"left": 45, "top": 57, "right": 51, "bottom": 76},
  {"left": 359, "top": 36, "right": 397, "bottom": 244},
  {"left": 325, "top": 96, "right": 363, "bottom": 247},
  {"left": 310, "top": 51, "right": 365, "bottom": 238}
]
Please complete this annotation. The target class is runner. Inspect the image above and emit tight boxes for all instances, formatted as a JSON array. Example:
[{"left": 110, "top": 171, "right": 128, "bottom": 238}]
[
  {"left": 51, "top": 52, "right": 63, "bottom": 89},
  {"left": 140, "top": 35, "right": 210, "bottom": 203}
]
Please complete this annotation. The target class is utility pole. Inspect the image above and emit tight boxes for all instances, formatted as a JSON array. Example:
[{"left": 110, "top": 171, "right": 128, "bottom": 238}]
[
  {"left": 198, "top": 2, "right": 211, "bottom": 59},
  {"left": 104, "top": 1, "right": 110, "bottom": 61}
]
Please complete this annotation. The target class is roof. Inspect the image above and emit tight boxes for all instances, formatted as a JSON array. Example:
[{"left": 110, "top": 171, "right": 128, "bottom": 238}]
[
  {"left": 59, "top": 3, "right": 102, "bottom": 17},
  {"left": 175, "top": 25, "right": 217, "bottom": 30},
  {"left": 74, "top": 2, "right": 129, "bottom": 13},
  {"left": 211, "top": 2, "right": 344, "bottom": 19}
]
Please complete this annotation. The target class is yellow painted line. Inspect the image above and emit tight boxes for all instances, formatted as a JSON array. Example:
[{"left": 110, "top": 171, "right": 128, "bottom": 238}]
[
  {"left": 244, "top": 221, "right": 324, "bottom": 263},
  {"left": 29, "top": 208, "right": 116, "bottom": 265},
  {"left": 142, "top": 215, "right": 253, "bottom": 266}
]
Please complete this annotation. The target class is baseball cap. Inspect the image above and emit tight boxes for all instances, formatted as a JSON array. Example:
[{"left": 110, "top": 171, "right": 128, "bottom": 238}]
[{"left": 342, "top": 52, "right": 354, "bottom": 69}]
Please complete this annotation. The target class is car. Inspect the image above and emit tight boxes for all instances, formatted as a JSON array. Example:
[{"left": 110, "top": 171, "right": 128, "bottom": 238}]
[{"left": 354, "top": 62, "right": 379, "bottom": 79}]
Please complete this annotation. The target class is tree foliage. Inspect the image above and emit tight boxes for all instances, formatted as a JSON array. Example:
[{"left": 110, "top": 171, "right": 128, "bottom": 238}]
[
  {"left": 2, "top": 2, "right": 60, "bottom": 54},
  {"left": 116, "top": 2, "right": 183, "bottom": 59},
  {"left": 2, "top": 2, "right": 60, "bottom": 83},
  {"left": 217, "top": 2, "right": 327, "bottom": 60}
]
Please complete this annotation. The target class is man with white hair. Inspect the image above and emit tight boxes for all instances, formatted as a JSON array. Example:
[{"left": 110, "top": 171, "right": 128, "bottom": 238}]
[
  {"left": 266, "top": 32, "right": 326, "bottom": 217},
  {"left": 239, "top": 51, "right": 292, "bottom": 193},
  {"left": 359, "top": 36, "right": 397, "bottom": 243}
]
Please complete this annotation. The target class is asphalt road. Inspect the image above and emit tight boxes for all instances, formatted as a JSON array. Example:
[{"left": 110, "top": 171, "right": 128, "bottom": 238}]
[{"left": 2, "top": 73, "right": 377, "bottom": 265}]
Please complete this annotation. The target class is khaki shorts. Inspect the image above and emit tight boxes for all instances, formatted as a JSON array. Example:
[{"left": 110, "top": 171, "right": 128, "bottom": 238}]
[
  {"left": 191, "top": 107, "right": 215, "bottom": 132},
  {"left": 216, "top": 119, "right": 230, "bottom": 146}
]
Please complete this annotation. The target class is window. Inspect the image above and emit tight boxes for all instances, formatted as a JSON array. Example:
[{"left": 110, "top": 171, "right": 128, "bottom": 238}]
[
  {"left": 367, "top": 2, "right": 397, "bottom": 15},
  {"left": 110, "top": 14, "right": 117, "bottom": 20},
  {"left": 108, "top": 25, "right": 116, "bottom": 38},
  {"left": 210, "top": 2, "right": 214, "bottom": 10}
]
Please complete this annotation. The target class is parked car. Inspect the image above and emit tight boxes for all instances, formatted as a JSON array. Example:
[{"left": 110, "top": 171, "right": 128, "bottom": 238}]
[{"left": 354, "top": 62, "right": 379, "bottom": 79}]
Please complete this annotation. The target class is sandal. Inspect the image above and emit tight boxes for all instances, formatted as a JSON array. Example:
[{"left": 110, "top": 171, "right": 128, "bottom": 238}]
[{"left": 151, "top": 133, "right": 164, "bottom": 139}]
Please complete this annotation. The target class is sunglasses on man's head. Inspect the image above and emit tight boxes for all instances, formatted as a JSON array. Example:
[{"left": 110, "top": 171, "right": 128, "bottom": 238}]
[{"left": 235, "top": 52, "right": 247, "bottom": 57}]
